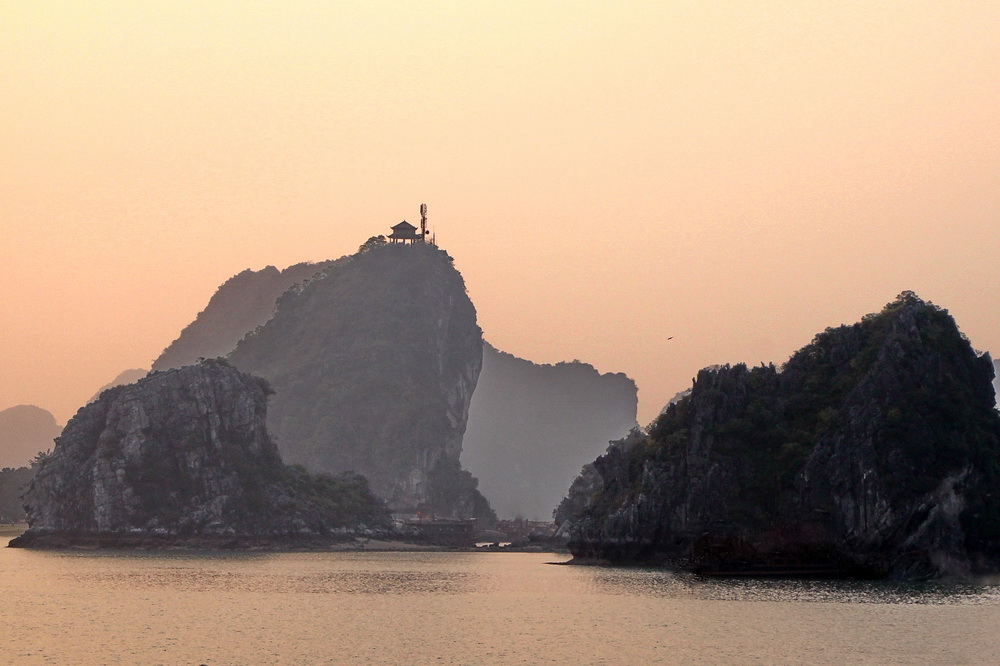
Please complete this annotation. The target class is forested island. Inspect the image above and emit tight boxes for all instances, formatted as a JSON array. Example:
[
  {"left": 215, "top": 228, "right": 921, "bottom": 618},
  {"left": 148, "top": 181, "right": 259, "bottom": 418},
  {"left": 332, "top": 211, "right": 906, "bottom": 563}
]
[
  {"left": 562, "top": 293, "right": 1000, "bottom": 579},
  {"left": 11, "top": 361, "right": 391, "bottom": 548}
]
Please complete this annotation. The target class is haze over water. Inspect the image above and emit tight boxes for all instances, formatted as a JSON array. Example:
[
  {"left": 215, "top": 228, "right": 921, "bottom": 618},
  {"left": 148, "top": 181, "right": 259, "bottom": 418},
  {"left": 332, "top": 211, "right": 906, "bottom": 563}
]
[
  {"left": 3, "top": 533, "right": 999, "bottom": 664},
  {"left": 4, "top": 5, "right": 999, "bottom": 663}
]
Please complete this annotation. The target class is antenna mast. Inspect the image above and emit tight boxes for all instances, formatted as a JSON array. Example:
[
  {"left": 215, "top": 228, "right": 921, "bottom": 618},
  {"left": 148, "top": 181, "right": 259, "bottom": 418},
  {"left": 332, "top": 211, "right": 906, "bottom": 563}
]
[{"left": 419, "top": 203, "right": 428, "bottom": 242}]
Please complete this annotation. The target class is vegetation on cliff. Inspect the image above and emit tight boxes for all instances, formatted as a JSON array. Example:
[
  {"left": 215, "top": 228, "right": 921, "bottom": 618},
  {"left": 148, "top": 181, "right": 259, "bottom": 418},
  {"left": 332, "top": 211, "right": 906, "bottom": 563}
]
[
  {"left": 228, "top": 242, "right": 493, "bottom": 522},
  {"left": 565, "top": 293, "right": 1000, "bottom": 579},
  {"left": 12, "top": 361, "right": 390, "bottom": 547},
  {"left": 152, "top": 260, "right": 342, "bottom": 372},
  {"left": 0, "top": 453, "right": 48, "bottom": 523},
  {"left": 144, "top": 238, "right": 637, "bottom": 524}
]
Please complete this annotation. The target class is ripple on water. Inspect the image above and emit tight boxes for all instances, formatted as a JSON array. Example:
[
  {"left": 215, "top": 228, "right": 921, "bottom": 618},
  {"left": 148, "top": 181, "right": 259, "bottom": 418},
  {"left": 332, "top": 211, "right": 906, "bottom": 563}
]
[
  {"left": 67, "top": 569, "right": 486, "bottom": 595},
  {"left": 587, "top": 569, "right": 1000, "bottom": 605}
]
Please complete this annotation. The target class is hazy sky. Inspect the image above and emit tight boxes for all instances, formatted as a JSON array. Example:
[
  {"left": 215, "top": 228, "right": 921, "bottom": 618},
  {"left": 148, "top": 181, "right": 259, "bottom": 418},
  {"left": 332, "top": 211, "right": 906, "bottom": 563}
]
[{"left": 3, "top": 1, "right": 998, "bottom": 426}]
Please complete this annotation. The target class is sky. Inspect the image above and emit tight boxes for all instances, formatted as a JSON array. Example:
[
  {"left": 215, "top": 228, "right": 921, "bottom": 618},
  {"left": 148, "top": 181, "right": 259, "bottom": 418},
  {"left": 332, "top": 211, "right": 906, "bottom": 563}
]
[{"left": 2, "top": 1, "right": 998, "bottom": 426}]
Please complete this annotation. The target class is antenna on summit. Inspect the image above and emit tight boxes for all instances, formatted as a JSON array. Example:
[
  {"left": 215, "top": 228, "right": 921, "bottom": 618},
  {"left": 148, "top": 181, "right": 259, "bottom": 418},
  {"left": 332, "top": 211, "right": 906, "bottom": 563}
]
[{"left": 419, "top": 203, "right": 428, "bottom": 242}]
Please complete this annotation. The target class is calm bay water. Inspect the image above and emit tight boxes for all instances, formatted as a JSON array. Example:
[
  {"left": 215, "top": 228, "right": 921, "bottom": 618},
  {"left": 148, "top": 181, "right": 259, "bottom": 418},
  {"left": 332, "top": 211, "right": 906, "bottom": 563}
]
[{"left": 2, "top": 533, "right": 1000, "bottom": 664}]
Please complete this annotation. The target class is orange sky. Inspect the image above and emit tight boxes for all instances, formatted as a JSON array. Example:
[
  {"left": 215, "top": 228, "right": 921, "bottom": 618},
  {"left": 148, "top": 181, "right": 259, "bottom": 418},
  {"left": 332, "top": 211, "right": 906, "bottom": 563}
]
[{"left": 2, "top": 1, "right": 998, "bottom": 426}]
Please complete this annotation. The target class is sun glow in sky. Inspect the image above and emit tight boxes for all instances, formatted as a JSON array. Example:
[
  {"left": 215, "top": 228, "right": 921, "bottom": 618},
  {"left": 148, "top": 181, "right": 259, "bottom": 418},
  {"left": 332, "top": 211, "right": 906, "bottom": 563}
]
[{"left": 2, "top": 1, "right": 998, "bottom": 425}]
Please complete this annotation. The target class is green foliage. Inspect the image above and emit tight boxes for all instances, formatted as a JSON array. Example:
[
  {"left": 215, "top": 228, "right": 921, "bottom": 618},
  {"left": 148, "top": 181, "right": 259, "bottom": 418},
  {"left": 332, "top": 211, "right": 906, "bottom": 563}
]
[
  {"left": 427, "top": 456, "right": 496, "bottom": 524},
  {"left": 221, "top": 440, "right": 283, "bottom": 516},
  {"left": 595, "top": 292, "right": 1000, "bottom": 532},
  {"left": 358, "top": 235, "right": 388, "bottom": 253},
  {"left": 122, "top": 433, "right": 389, "bottom": 531},
  {"left": 30, "top": 450, "right": 51, "bottom": 469},
  {"left": 0, "top": 464, "right": 36, "bottom": 522},
  {"left": 281, "top": 466, "right": 390, "bottom": 527},
  {"left": 124, "top": 443, "right": 197, "bottom": 528},
  {"left": 227, "top": 239, "right": 486, "bottom": 519},
  {"left": 626, "top": 436, "right": 660, "bottom": 477},
  {"left": 197, "top": 356, "right": 232, "bottom": 367}
]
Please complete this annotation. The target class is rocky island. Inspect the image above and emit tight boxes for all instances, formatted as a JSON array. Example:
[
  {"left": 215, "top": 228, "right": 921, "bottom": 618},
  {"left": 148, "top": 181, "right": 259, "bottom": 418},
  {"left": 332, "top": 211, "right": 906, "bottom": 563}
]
[
  {"left": 145, "top": 233, "right": 638, "bottom": 524},
  {"left": 11, "top": 360, "right": 391, "bottom": 548},
  {"left": 227, "top": 239, "right": 493, "bottom": 522},
  {"left": 564, "top": 293, "right": 1000, "bottom": 579}
]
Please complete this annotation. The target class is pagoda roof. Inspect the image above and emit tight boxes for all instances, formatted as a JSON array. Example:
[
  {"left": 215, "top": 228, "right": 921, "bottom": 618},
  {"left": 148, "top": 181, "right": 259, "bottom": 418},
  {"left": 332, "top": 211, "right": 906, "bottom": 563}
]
[{"left": 391, "top": 220, "right": 417, "bottom": 230}]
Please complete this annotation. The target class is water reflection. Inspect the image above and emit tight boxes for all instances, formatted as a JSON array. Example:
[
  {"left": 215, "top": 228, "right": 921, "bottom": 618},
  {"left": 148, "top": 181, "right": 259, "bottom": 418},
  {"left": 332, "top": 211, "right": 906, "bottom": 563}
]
[
  {"left": 68, "top": 569, "right": 485, "bottom": 595},
  {"left": 34, "top": 548, "right": 275, "bottom": 563},
  {"left": 588, "top": 568, "right": 1000, "bottom": 605},
  {"left": 5, "top": 551, "right": 1000, "bottom": 663}
]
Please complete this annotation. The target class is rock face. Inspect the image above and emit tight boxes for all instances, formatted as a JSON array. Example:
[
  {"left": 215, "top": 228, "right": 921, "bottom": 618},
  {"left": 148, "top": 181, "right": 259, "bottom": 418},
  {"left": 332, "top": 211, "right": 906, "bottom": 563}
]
[
  {"left": 462, "top": 344, "right": 637, "bottom": 520},
  {"left": 566, "top": 293, "right": 1000, "bottom": 579},
  {"left": 152, "top": 260, "right": 340, "bottom": 372},
  {"left": 227, "top": 242, "right": 491, "bottom": 520},
  {"left": 994, "top": 359, "right": 999, "bottom": 405},
  {"left": 12, "top": 361, "right": 390, "bottom": 547},
  {"left": 0, "top": 405, "right": 62, "bottom": 469}
]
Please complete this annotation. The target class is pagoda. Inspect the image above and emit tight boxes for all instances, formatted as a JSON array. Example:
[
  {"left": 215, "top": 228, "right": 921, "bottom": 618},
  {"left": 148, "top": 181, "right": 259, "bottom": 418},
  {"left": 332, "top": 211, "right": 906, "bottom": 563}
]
[
  {"left": 388, "top": 205, "right": 431, "bottom": 244},
  {"left": 388, "top": 220, "right": 421, "bottom": 244}
]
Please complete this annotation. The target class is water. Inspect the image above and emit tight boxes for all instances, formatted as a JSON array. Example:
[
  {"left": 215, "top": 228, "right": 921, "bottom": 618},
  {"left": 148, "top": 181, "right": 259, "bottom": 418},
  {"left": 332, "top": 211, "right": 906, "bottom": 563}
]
[{"left": 3, "top": 533, "right": 1000, "bottom": 664}]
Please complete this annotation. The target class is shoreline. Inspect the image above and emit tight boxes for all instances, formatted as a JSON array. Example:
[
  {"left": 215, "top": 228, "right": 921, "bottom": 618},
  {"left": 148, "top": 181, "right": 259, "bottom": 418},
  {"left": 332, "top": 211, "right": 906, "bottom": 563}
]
[{"left": 5, "top": 527, "right": 569, "bottom": 554}]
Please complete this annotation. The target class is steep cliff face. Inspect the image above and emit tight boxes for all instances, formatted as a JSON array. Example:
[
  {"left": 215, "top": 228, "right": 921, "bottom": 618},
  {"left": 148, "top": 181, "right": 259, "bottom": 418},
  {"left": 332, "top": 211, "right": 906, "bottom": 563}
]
[
  {"left": 13, "top": 361, "right": 390, "bottom": 547},
  {"left": 148, "top": 246, "right": 635, "bottom": 523},
  {"left": 994, "top": 359, "right": 999, "bottom": 405},
  {"left": 152, "top": 260, "right": 340, "bottom": 372},
  {"left": 462, "top": 344, "right": 637, "bottom": 520},
  {"left": 567, "top": 293, "right": 1000, "bottom": 579},
  {"left": 0, "top": 405, "right": 62, "bottom": 469},
  {"left": 227, "top": 243, "right": 490, "bottom": 520}
]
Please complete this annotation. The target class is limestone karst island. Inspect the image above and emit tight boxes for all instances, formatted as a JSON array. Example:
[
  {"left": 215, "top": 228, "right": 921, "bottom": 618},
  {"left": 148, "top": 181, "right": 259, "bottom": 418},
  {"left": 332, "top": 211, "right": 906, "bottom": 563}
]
[{"left": 7, "top": 211, "right": 1000, "bottom": 581}]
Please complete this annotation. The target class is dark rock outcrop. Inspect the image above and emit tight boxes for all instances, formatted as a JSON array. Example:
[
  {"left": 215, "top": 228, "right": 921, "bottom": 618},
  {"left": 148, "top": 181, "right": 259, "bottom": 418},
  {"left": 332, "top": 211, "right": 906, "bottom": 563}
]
[
  {"left": 462, "top": 344, "right": 637, "bottom": 520},
  {"left": 11, "top": 361, "right": 390, "bottom": 548},
  {"left": 0, "top": 405, "right": 62, "bottom": 469},
  {"left": 152, "top": 260, "right": 341, "bottom": 372},
  {"left": 227, "top": 243, "right": 492, "bottom": 521},
  {"left": 566, "top": 293, "right": 1000, "bottom": 579}
]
